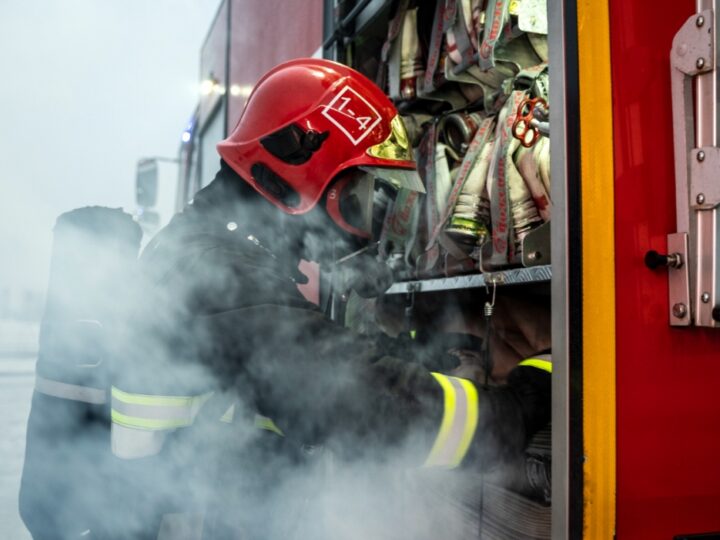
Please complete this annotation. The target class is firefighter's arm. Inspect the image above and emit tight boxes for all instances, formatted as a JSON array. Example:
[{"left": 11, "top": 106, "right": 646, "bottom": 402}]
[{"left": 367, "top": 354, "right": 551, "bottom": 469}]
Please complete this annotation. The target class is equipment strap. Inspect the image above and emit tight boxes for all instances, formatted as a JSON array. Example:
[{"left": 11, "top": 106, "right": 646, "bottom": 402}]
[
  {"left": 379, "top": 0, "right": 409, "bottom": 96},
  {"left": 515, "top": 143, "right": 552, "bottom": 222},
  {"left": 34, "top": 375, "right": 106, "bottom": 405},
  {"left": 433, "top": 142, "right": 454, "bottom": 232},
  {"left": 487, "top": 90, "right": 526, "bottom": 266},
  {"left": 479, "top": 0, "right": 511, "bottom": 70},
  {"left": 424, "top": 373, "right": 479, "bottom": 468},
  {"left": 380, "top": 0, "right": 408, "bottom": 64},
  {"left": 422, "top": 0, "right": 447, "bottom": 94},
  {"left": 431, "top": 143, "right": 473, "bottom": 264},
  {"left": 445, "top": 0, "right": 477, "bottom": 72},
  {"left": 417, "top": 122, "right": 441, "bottom": 271},
  {"left": 427, "top": 116, "right": 496, "bottom": 249},
  {"left": 378, "top": 188, "right": 422, "bottom": 267},
  {"left": 398, "top": 8, "right": 424, "bottom": 100},
  {"left": 506, "top": 130, "right": 542, "bottom": 249},
  {"left": 421, "top": 122, "right": 439, "bottom": 233}
]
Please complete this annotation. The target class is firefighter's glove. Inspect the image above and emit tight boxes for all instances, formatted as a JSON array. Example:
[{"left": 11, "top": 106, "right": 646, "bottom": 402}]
[
  {"left": 506, "top": 361, "right": 552, "bottom": 438},
  {"left": 375, "top": 332, "right": 483, "bottom": 372}
]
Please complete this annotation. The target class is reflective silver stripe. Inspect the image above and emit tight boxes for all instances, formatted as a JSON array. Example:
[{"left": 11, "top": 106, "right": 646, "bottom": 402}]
[
  {"left": 112, "top": 423, "right": 168, "bottom": 459},
  {"left": 34, "top": 375, "right": 106, "bottom": 405},
  {"left": 424, "top": 373, "right": 479, "bottom": 468}
]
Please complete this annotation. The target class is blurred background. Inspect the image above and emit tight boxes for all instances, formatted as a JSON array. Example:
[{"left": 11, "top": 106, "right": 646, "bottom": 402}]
[{"left": 0, "top": 1, "right": 221, "bottom": 536}]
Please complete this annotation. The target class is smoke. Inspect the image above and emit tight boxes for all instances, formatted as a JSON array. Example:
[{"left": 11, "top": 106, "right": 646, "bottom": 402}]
[
  {"left": 17, "top": 164, "right": 551, "bottom": 540},
  {"left": 0, "top": 0, "right": 221, "bottom": 300}
]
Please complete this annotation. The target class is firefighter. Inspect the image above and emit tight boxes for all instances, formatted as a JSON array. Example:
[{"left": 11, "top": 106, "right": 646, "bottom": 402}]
[{"left": 109, "top": 58, "right": 551, "bottom": 539}]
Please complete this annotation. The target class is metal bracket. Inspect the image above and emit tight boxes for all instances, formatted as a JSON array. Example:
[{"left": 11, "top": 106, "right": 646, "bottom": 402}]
[
  {"left": 690, "top": 147, "right": 720, "bottom": 207},
  {"left": 522, "top": 221, "right": 551, "bottom": 267},
  {"left": 668, "top": 232, "right": 691, "bottom": 325},
  {"left": 668, "top": 7, "right": 720, "bottom": 327}
]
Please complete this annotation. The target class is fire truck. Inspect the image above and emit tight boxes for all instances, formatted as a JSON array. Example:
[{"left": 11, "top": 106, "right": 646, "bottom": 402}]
[{"left": 137, "top": 0, "right": 720, "bottom": 538}]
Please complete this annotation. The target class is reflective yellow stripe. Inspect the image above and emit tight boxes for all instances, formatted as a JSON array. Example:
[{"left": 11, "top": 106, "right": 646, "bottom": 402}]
[
  {"left": 255, "top": 415, "right": 284, "bottom": 436},
  {"left": 424, "top": 373, "right": 479, "bottom": 468},
  {"left": 220, "top": 407, "right": 283, "bottom": 436},
  {"left": 111, "top": 386, "right": 207, "bottom": 407},
  {"left": 455, "top": 378, "right": 479, "bottom": 464},
  {"left": 518, "top": 358, "right": 553, "bottom": 374},
  {"left": 220, "top": 404, "right": 235, "bottom": 423},
  {"left": 111, "top": 410, "right": 191, "bottom": 431}
]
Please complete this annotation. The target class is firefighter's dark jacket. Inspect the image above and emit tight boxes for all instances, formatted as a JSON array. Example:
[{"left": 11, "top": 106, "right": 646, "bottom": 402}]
[{"left": 115, "top": 161, "right": 550, "bottom": 470}]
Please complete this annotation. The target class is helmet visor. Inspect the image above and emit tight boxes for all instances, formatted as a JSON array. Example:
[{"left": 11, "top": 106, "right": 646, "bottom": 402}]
[
  {"left": 358, "top": 166, "right": 425, "bottom": 194},
  {"left": 334, "top": 169, "right": 423, "bottom": 239},
  {"left": 336, "top": 171, "right": 376, "bottom": 237}
]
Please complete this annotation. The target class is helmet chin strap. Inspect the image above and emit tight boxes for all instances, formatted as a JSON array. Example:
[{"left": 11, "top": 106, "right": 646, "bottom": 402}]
[{"left": 334, "top": 242, "right": 376, "bottom": 265}]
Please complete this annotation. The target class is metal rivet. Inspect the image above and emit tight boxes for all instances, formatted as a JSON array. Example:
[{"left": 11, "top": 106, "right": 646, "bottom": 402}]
[
  {"left": 528, "top": 251, "right": 542, "bottom": 261},
  {"left": 672, "top": 303, "right": 688, "bottom": 319},
  {"left": 697, "top": 15, "right": 705, "bottom": 27},
  {"left": 698, "top": 150, "right": 706, "bottom": 162},
  {"left": 702, "top": 292, "right": 711, "bottom": 303},
  {"left": 697, "top": 57, "right": 706, "bottom": 69},
  {"left": 697, "top": 193, "right": 706, "bottom": 204}
]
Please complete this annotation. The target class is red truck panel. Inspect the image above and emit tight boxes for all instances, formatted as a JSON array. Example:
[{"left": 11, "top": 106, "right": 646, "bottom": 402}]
[
  {"left": 610, "top": 1, "right": 720, "bottom": 537},
  {"left": 227, "top": 0, "right": 323, "bottom": 131}
]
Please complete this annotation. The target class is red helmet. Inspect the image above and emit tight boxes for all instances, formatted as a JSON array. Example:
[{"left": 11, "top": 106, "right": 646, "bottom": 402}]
[{"left": 217, "top": 58, "right": 422, "bottom": 236}]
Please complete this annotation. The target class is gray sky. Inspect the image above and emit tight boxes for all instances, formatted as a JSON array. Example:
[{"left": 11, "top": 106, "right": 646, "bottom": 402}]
[{"left": 0, "top": 0, "right": 221, "bottom": 293}]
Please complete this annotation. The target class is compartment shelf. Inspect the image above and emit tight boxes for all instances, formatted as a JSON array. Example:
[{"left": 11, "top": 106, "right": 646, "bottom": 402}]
[{"left": 384, "top": 264, "right": 552, "bottom": 294}]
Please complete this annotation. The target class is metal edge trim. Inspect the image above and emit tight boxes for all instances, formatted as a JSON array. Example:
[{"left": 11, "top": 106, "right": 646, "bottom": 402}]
[{"left": 550, "top": 0, "right": 576, "bottom": 538}]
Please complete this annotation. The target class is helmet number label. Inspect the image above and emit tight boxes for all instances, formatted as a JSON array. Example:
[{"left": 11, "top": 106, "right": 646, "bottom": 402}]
[{"left": 322, "top": 86, "right": 382, "bottom": 145}]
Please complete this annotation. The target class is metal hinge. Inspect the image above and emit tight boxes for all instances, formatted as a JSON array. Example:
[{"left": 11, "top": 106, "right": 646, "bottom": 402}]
[{"left": 668, "top": 5, "right": 720, "bottom": 326}]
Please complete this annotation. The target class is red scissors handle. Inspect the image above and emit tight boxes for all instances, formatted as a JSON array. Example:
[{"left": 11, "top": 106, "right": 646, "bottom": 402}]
[{"left": 512, "top": 97, "right": 548, "bottom": 148}]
